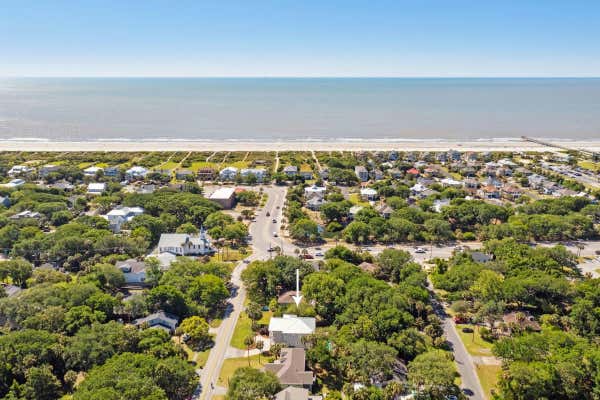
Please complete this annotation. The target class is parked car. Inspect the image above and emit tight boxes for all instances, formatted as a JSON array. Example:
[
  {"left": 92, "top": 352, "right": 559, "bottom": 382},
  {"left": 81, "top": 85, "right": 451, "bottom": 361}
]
[
  {"left": 415, "top": 247, "right": 426, "bottom": 253},
  {"left": 301, "top": 254, "right": 314, "bottom": 259}
]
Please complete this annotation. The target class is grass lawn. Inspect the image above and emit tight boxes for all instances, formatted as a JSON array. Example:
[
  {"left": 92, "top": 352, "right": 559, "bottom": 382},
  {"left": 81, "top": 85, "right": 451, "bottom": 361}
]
[
  {"left": 476, "top": 364, "right": 501, "bottom": 400},
  {"left": 218, "top": 354, "right": 270, "bottom": 388},
  {"left": 157, "top": 161, "right": 179, "bottom": 170},
  {"left": 211, "top": 248, "right": 248, "bottom": 262},
  {"left": 195, "top": 349, "right": 211, "bottom": 368},
  {"left": 228, "top": 161, "right": 250, "bottom": 169},
  {"left": 348, "top": 193, "right": 369, "bottom": 207},
  {"left": 579, "top": 160, "right": 600, "bottom": 171},
  {"left": 209, "top": 318, "right": 222, "bottom": 328},
  {"left": 230, "top": 312, "right": 253, "bottom": 350},
  {"left": 189, "top": 161, "right": 218, "bottom": 172},
  {"left": 456, "top": 324, "right": 494, "bottom": 357}
]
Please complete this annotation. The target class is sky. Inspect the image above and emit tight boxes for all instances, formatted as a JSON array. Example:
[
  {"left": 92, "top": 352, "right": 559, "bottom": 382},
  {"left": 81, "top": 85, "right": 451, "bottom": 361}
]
[{"left": 1, "top": 0, "right": 599, "bottom": 77}]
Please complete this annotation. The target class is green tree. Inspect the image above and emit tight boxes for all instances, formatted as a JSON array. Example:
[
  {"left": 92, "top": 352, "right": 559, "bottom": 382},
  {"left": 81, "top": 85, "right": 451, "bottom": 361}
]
[
  {"left": 176, "top": 316, "right": 212, "bottom": 350},
  {"left": 226, "top": 367, "right": 281, "bottom": 400},
  {"left": 408, "top": 351, "right": 458, "bottom": 399}
]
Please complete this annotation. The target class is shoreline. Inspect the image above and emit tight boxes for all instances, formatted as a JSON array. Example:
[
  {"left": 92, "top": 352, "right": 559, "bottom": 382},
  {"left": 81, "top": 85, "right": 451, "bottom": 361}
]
[{"left": 1, "top": 139, "right": 600, "bottom": 152}]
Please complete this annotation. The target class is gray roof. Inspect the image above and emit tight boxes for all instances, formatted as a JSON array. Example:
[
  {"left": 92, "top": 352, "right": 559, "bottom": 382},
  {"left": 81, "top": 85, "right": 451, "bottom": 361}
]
[
  {"left": 116, "top": 259, "right": 147, "bottom": 274},
  {"left": 133, "top": 311, "right": 179, "bottom": 330},
  {"left": 264, "top": 348, "right": 314, "bottom": 386},
  {"left": 275, "top": 387, "right": 322, "bottom": 400}
]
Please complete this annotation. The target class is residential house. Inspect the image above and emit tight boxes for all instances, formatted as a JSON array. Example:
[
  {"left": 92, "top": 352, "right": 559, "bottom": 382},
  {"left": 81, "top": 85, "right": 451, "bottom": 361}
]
[
  {"left": 318, "top": 168, "right": 329, "bottom": 180},
  {"left": 125, "top": 166, "right": 149, "bottom": 180},
  {"left": 157, "top": 230, "right": 215, "bottom": 256},
  {"left": 541, "top": 180, "right": 560, "bottom": 195},
  {"left": 116, "top": 259, "right": 147, "bottom": 285},
  {"left": 299, "top": 167, "right": 313, "bottom": 180},
  {"left": 462, "top": 178, "right": 480, "bottom": 190},
  {"left": 87, "top": 182, "right": 106, "bottom": 195},
  {"left": 406, "top": 167, "right": 420, "bottom": 177},
  {"left": 2, "top": 179, "right": 25, "bottom": 188},
  {"left": 219, "top": 167, "right": 238, "bottom": 181},
  {"left": 478, "top": 185, "right": 500, "bottom": 199},
  {"left": 388, "top": 168, "right": 403, "bottom": 179},
  {"left": 354, "top": 166, "right": 369, "bottom": 182},
  {"left": 104, "top": 166, "right": 120, "bottom": 177},
  {"left": 358, "top": 262, "right": 377, "bottom": 274},
  {"left": 440, "top": 177, "right": 463, "bottom": 188},
  {"left": 269, "top": 314, "right": 316, "bottom": 348},
  {"left": 264, "top": 348, "right": 314, "bottom": 388},
  {"left": 502, "top": 185, "right": 523, "bottom": 200},
  {"left": 1, "top": 283, "right": 22, "bottom": 297},
  {"left": 104, "top": 206, "right": 144, "bottom": 232},
  {"left": 304, "top": 185, "right": 326, "bottom": 199},
  {"left": 388, "top": 151, "right": 399, "bottom": 161},
  {"left": 175, "top": 169, "right": 194, "bottom": 180},
  {"left": 8, "top": 165, "right": 34, "bottom": 177},
  {"left": 0, "top": 196, "right": 10, "bottom": 207},
  {"left": 306, "top": 196, "right": 325, "bottom": 211},
  {"left": 371, "top": 169, "right": 384, "bottom": 181},
  {"left": 133, "top": 311, "right": 179, "bottom": 333},
  {"left": 527, "top": 174, "right": 546, "bottom": 190},
  {"left": 436, "top": 152, "right": 448, "bottom": 163},
  {"left": 50, "top": 180, "right": 75, "bottom": 191},
  {"left": 197, "top": 167, "right": 216, "bottom": 181},
  {"left": 471, "top": 251, "right": 493, "bottom": 263},
  {"left": 448, "top": 149, "right": 462, "bottom": 161},
  {"left": 433, "top": 199, "right": 451, "bottom": 213},
  {"left": 240, "top": 168, "right": 267, "bottom": 182},
  {"left": 10, "top": 210, "right": 41, "bottom": 220},
  {"left": 360, "top": 187, "right": 378, "bottom": 201},
  {"left": 499, "top": 312, "right": 541, "bottom": 335},
  {"left": 39, "top": 164, "right": 60, "bottom": 177},
  {"left": 208, "top": 187, "right": 236, "bottom": 209},
  {"left": 348, "top": 205, "right": 363, "bottom": 220},
  {"left": 375, "top": 203, "right": 393, "bottom": 219},
  {"left": 283, "top": 165, "right": 298, "bottom": 177},
  {"left": 84, "top": 166, "right": 103, "bottom": 176}
]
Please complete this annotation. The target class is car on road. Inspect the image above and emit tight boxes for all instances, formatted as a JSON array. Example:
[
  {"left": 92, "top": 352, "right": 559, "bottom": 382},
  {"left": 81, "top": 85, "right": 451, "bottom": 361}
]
[
  {"left": 273, "top": 232, "right": 278, "bottom": 237},
  {"left": 266, "top": 211, "right": 270, "bottom": 217},
  {"left": 272, "top": 218, "right": 277, "bottom": 223},
  {"left": 301, "top": 254, "right": 314, "bottom": 259},
  {"left": 315, "top": 252, "right": 324, "bottom": 257},
  {"left": 243, "top": 259, "right": 251, "bottom": 264},
  {"left": 415, "top": 247, "right": 426, "bottom": 253}
]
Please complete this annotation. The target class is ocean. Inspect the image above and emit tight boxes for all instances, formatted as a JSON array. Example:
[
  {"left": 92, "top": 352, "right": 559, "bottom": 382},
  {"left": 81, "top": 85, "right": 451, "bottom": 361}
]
[{"left": 0, "top": 77, "right": 599, "bottom": 142}]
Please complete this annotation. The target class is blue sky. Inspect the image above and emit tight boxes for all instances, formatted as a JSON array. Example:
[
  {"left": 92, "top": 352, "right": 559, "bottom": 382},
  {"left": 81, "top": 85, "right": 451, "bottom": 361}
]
[{"left": 1, "top": 0, "right": 599, "bottom": 77}]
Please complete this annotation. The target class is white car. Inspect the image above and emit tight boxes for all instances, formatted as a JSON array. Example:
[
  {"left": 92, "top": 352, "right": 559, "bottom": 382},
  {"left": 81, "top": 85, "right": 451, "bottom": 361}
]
[
  {"left": 273, "top": 232, "right": 278, "bottom": 237},
  {"left": 415, "top": 247, "right": 426, "bottom": 254}
]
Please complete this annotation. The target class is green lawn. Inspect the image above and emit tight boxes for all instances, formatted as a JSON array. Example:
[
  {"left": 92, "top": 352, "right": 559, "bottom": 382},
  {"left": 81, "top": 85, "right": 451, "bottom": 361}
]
[
  {"left": 348, "top": 193, "right": 369, "bottom": 207},
  {"left": 476, "top": 364, "right": 501, "bottom": 400},
  {"left": 456, "top": 324, "right": 494, "bottom": 357},
  {"left": 157, "top": 161, "right": 179, "bottom": 170},
  {"left": 579, "top": 160, "right": 600, "bottom": 171},
  {"left": 189, "top": 161, "right": 218, "bottom": 172},
  {"left": 218, "top": 354, "right": 269, "bottom": 388},
  {"left": 195, "top": 349, "right": 211, "bottom": 368},
  {"left": 230, "top": 312, "right": 253, "bottom": 349}
]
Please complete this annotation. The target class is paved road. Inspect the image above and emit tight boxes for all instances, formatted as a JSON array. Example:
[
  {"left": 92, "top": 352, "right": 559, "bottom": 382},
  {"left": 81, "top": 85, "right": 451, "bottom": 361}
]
[
  {"left": 427, "top": 278, "right": 485, "bottom": 400},
  {"left": 199, "top": 185, "right": 288, "bottom": 400}
]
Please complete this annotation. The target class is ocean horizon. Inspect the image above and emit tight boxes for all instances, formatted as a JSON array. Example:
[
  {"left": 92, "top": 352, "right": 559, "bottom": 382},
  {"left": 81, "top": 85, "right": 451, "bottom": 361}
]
[{"left": 1, "top": 77, "right": 599, "bottom": 142}]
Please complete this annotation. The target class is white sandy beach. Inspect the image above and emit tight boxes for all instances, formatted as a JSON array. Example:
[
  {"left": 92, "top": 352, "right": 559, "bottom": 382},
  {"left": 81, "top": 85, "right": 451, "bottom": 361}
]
[{"left": 0, "top": 139, "right": 600, "bottom": 152}]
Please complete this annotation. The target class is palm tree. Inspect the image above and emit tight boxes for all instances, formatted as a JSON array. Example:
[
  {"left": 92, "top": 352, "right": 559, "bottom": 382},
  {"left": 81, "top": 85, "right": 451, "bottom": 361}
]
[
  {"left": 243, "top": 335, "right": 254, "bottom": 366},
  {"left": 255, "top": 340, "right": 264, "bottom": 364}
]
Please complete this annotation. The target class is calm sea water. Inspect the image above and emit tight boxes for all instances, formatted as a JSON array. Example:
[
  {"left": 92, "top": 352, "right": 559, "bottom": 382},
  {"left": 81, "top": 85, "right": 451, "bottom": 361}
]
[{"left": 0, "top": 78, "right": 599, "bottom": 142}]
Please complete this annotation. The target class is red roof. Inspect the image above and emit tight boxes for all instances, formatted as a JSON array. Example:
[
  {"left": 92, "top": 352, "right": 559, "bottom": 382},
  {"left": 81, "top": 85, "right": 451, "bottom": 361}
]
[{"left": 407, "top": 168, "right": 420, "bottom": 175}]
